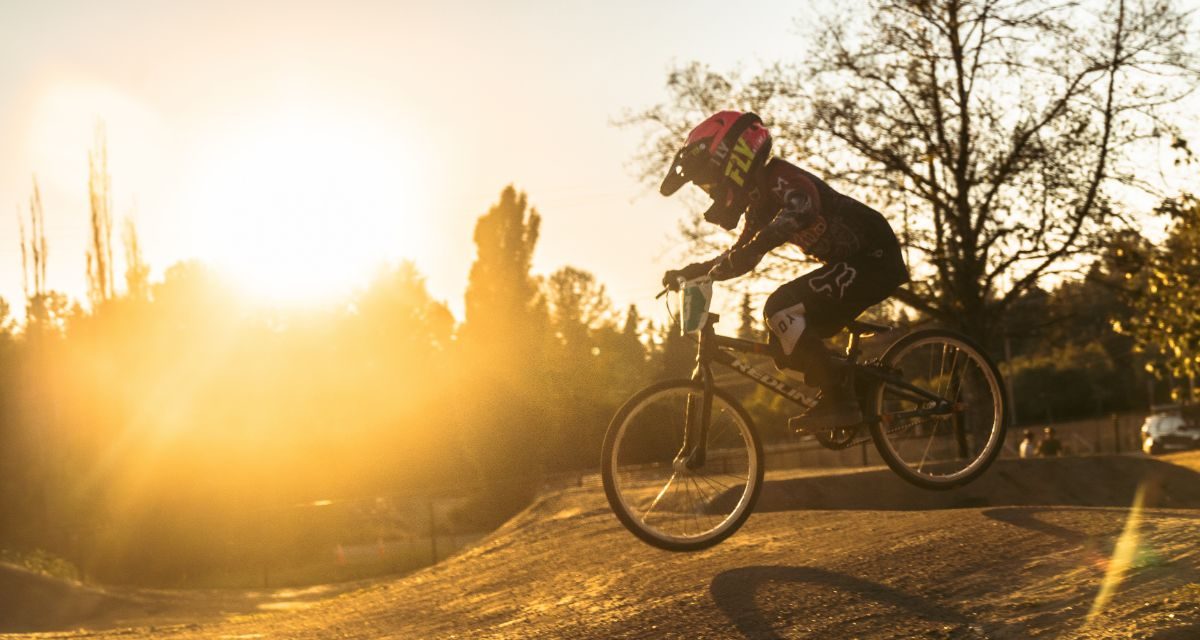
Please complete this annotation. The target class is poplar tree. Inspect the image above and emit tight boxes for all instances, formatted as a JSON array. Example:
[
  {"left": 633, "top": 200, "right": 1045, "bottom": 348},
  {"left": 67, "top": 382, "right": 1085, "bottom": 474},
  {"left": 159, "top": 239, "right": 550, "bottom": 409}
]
[{"left": 458, "top": 186, "right": 548, "bottom": 519}]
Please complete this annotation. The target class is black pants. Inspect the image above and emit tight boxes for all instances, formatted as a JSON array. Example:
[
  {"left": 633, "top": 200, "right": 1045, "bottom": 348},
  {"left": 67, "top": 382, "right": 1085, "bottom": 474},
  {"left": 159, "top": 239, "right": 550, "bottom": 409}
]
[{"left": 763, "top": 246, "right": 907, "bottom": 387}]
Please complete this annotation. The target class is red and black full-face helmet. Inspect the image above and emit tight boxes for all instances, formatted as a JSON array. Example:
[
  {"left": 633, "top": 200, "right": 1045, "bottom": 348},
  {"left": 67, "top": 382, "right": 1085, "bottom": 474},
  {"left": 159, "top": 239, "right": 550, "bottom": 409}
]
[{"left": 659, "top": 110, "right": 772, "bottom": 230}]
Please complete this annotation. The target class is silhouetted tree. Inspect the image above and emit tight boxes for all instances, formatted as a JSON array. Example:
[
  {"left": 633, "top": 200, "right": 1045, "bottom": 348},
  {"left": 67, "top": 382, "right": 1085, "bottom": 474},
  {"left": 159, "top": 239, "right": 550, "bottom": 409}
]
[
  {"left": 616, "top": 304, "right": 649, "bottom": 375},
  {"left": 545, "top": 266, "right": 612, "bottom": 353},
  {"left": 625, "top": 0, "right": 1198, "bottom": 342},
  {"left": 19, "top": 176, "right": 52, "bottom": 329},
  {"left": 0, "top": 298, "right": 11, "bottom": 338},
  {"left": 458, "top": 186, "right": 548, "bottom": 518},
  {"left": 122, "top": 218, "right": 150, "bottom": 302},
  {"left": 87, "top": 126, "right": 115, "bottom": 308},
  {"left": 657, "top": 314, "right": 695, "bottom": 379},
  {"left": 461, "top": 186, "right": 545, "bottom": 361},
  {"left": 737, "top": 292, "right": 760, "bottom": 341}
]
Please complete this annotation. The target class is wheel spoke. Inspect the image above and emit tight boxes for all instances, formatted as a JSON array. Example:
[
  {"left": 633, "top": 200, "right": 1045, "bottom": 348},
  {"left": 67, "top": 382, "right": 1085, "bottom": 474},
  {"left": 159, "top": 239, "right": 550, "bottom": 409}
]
[
  {"left": 694, "top": 471, "right": 732, "bottom": 499},
  {"left": 640, "top": 471, "right": 678, "bottom": 520},
  {"left": 684, "top": 475, "right": 702, "bottom": 535},
  {"left": 917, "top": 417, "right": 941, "bottom": 472}
]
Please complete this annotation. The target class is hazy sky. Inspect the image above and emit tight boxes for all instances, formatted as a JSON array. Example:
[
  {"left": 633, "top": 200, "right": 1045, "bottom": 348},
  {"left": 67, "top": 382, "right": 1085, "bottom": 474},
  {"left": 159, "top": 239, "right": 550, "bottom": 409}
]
[{"left": 0, "top": 0, "right": 811, "bottom": 320}]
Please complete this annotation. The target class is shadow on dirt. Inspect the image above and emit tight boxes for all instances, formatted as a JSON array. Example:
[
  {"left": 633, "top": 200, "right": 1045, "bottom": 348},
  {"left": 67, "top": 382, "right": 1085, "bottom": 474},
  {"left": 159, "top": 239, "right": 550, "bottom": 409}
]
[
  {"left": 745, "top": 456, "right": 1200, "bottom": 513},
  {"left": 709, "top": 560, "right": 1200, "bottom": 640},
  {"left": 983, "top": 506, "right": 1105, "bottom": 544},
  {"left": 982, "top": 505, "right": 1200, "bottom": 545},
  {"left": 709, "top": 565, "right": 979, "bottom": 639}
]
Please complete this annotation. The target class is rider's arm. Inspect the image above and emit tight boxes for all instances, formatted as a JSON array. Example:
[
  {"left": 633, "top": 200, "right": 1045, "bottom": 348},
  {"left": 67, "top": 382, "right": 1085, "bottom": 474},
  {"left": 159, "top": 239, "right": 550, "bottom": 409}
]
[
  {"left": 673, "top": 209, "right": 768, "bottom": 280},
  {"left": 709, "top": 190, "right": 817, "bottom": 280}
]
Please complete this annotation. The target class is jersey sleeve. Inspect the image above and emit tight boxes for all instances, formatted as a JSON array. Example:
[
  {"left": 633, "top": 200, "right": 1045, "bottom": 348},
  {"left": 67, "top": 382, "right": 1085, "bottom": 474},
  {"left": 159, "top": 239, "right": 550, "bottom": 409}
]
[{"left": 709, "top": 190, "right": 817, "bottom": 280}]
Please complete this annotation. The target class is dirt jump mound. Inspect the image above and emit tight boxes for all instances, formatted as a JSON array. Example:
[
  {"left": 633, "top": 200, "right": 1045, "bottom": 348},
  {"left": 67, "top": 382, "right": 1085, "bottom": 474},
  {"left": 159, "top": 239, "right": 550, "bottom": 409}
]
[
  {"left": 749, "top": 454, "right": 1200, "bottom": 513},
  {"left": 0, "top": 563, "right": 137, "bottom": 633}
]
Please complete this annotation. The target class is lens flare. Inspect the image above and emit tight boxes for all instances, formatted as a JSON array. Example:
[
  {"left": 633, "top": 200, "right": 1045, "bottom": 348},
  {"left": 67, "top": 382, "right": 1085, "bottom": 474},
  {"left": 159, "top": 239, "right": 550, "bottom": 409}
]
[{"left": 1086, "top": 479, "right": 1153, "bottom": 624}]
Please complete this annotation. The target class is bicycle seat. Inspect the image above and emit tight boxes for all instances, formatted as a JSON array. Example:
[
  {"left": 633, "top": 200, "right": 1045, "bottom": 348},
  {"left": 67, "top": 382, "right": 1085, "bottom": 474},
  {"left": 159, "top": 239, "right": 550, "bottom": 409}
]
[{"left": 847, "top": 319, "right": 892, "bottom": 336}]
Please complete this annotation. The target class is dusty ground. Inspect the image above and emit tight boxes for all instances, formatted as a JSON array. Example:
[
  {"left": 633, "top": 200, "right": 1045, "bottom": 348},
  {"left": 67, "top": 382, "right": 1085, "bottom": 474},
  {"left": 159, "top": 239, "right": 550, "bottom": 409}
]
[{"left": 4, "top": 452, "right": 1200, "bottom": 639}]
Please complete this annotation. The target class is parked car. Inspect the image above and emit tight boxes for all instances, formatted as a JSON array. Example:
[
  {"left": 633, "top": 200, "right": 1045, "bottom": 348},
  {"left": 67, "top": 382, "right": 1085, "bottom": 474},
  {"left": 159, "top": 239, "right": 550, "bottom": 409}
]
[{"left": 1141, "top": 410, "right": 1200, "bottom": 455}]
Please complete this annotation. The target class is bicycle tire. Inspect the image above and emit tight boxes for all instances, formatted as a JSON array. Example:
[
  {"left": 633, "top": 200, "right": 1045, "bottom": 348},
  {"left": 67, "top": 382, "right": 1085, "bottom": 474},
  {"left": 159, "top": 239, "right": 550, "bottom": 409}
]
[
  {"left": 601, "top": 379, "right": 764, "bottom": 551},
  {"left": 869, "top": 328, "right": 1008, "bottom": 490}
]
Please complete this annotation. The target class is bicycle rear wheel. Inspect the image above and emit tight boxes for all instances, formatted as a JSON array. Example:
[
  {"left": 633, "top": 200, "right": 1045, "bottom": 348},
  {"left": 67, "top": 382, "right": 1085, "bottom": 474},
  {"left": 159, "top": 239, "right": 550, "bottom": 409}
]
[
  {"left": 601, "top": 379, "right": 764, "bottom": 551},
  {"left": 870, "top": 329, "right": 1007, "bottom": 490}
]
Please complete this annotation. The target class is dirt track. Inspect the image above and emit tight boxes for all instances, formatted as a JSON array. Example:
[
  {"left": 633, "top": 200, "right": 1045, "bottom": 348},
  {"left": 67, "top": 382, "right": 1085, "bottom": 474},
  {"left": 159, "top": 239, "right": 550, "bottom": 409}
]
[{"left": 5, "top": 453, "right": 1200, "bottom": 639}]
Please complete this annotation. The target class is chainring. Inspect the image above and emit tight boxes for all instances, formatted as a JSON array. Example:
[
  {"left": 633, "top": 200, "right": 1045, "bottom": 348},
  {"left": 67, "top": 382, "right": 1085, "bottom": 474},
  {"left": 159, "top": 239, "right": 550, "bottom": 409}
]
[
  {"left": 809, "top": 360, "right": 929, "bottom": 451},
  {"left": 814, "top": 425, "right": 863, "bottom": 450}
]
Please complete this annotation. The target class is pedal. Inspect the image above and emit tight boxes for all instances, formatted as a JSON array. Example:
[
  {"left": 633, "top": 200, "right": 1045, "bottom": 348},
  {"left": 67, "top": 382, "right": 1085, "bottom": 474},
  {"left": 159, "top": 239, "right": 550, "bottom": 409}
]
[{"left": 788, "top": 415, "right": 811, "bottom": 434}]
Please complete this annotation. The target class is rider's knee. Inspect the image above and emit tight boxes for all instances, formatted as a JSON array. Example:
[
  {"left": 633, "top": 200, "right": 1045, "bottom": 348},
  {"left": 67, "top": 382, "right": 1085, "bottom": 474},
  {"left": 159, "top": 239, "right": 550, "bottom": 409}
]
[{"left": 765, "top": 302, "right": 808, "bottom": 358}]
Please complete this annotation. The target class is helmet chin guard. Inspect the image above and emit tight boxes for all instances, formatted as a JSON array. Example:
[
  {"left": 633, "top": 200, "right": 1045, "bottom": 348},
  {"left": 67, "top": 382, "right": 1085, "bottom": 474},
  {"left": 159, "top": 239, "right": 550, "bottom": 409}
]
[{"left": 703, "top": 201, "right": 741, "bottom": 230}]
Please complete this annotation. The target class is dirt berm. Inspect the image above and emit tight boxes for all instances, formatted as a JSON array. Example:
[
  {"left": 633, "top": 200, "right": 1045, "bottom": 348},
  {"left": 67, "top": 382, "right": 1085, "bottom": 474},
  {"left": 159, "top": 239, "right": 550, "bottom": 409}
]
[{"left": 5, "top": 453, "right": 1200, "bottom": 639}]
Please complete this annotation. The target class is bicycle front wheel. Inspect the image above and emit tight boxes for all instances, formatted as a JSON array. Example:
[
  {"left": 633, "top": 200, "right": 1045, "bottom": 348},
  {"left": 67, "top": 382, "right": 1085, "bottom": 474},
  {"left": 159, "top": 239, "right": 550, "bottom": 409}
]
[
  {"left": 870, "top": 329, "right": 1007, "bottom": 490},
  {"left": 601, "top": 379, "right": 764, "bottom": 551}
]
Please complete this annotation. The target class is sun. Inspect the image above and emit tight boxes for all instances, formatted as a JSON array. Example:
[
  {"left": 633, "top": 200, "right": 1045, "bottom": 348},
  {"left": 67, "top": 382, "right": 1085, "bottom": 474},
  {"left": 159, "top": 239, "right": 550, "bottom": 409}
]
[{"left": 180, "top": 106, "right": 429, "bottom": 305}]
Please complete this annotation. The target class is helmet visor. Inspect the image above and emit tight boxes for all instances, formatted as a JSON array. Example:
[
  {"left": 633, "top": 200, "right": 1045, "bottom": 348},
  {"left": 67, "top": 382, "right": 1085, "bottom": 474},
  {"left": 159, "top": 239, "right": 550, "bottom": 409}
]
[
  {"left": 660, "top": 150, "right": 689, "bottom": 196},
  {"left": 659, "top": 143, "right": 714, "bottom": 196}
]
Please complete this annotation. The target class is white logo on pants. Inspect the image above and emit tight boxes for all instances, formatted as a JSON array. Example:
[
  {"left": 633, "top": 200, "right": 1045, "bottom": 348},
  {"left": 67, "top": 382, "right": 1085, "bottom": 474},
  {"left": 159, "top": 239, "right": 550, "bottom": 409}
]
[
  {"left": 769, "top": 302, "right": 807, "bottom": 355},
  {"left": 809, "top": 262, "right": 857, "bottom": 299}
]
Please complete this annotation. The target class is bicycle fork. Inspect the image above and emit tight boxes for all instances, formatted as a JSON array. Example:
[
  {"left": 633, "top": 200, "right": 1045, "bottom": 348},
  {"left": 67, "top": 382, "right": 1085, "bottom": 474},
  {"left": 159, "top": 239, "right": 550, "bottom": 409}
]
[{"left": 676, "top": 326, "right": 717, "bottom": 471}]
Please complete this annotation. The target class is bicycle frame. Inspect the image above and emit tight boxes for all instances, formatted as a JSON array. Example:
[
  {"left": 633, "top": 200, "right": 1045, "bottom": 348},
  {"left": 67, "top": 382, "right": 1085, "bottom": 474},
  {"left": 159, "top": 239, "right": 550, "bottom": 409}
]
[{"left": 676, "top": 313, "right": 961, "bottom": 470}]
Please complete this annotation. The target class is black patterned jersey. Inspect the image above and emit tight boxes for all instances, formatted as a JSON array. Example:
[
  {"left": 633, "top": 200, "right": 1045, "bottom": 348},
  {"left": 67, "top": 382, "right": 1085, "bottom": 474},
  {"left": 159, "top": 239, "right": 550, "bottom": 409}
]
[{"left": 708, "top": 158, "right": 902, "bottom": 280}]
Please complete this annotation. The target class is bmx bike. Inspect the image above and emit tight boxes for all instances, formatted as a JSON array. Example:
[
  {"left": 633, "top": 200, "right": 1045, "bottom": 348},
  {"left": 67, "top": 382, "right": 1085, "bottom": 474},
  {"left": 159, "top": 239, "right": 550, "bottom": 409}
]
[{"left": 601, "top": 278, "right": 1008, "bottom": 551}]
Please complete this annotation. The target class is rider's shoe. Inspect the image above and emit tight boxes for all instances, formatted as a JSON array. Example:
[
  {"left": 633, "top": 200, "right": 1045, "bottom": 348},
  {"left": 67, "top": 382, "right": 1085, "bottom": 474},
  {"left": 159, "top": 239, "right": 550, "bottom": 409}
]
[{"left": 790, "top": 373, "right": 862, "bottom": 432}]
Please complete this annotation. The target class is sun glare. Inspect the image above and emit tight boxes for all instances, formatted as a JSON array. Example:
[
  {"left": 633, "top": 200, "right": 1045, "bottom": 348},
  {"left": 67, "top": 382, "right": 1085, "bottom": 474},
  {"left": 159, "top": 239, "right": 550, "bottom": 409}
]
[{"left": 181, "top": 107, "right": 429, "bottom": 305}]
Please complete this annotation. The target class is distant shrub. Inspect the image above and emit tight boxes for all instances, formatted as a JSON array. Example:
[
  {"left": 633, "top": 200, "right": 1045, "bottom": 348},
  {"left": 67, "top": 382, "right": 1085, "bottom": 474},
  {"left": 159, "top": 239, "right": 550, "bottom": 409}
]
[
  {"left": 0, "top": 548, "right": 81, "bottom": 581},
  {"left": 1010, "top": 343, "right": 1125, "bottom": 423}
]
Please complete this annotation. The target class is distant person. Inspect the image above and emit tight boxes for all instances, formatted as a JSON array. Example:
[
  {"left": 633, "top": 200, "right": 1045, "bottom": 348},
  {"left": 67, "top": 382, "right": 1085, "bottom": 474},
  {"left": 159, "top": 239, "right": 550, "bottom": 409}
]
[
  {"left": 1019, "top": 429, "right": 1036, "bottom": 458},
  {"left": 1037, "top": 427, "right": 1063, "bottom": 457}
]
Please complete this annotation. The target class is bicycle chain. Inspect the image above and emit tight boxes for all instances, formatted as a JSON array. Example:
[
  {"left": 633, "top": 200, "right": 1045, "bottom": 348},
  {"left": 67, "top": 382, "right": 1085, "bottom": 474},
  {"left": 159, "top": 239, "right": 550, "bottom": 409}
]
[{"left": 813, "top": 414, "right": 941, "bottom": 450}]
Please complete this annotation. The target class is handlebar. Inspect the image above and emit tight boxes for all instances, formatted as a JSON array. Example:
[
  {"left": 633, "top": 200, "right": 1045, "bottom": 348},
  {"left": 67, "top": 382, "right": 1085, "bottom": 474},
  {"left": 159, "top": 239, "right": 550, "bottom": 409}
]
[{"left": 658, "top": 275, "right": 711, "bottom": 299}]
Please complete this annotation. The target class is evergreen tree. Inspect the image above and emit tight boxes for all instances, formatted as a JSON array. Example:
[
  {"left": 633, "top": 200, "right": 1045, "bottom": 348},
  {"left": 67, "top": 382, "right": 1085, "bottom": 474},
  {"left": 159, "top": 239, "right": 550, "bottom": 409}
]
[
  {"left": 617, "top": 304, "right": 648, "bottom": 372},
  {"left": 544, "top": 266, "right": 612, "bottom": 355},
  {"left": 615, "top": 304, "right": 648, "bottom": 375},
  {"left": 622, "top": 304, "right": 640, "bottom": 338},
  {"left": 658, "top": 314, "right": 696, "bottom": 379},
  {"left": 737, "top": 293, "right": 760, "bottom": 341}
]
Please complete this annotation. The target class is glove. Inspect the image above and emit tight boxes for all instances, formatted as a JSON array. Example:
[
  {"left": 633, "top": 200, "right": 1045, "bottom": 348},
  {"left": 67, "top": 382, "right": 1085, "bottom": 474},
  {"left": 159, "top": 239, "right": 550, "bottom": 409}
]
[{"left": 662, "top": 263, "right": 710, "bottom": 290}]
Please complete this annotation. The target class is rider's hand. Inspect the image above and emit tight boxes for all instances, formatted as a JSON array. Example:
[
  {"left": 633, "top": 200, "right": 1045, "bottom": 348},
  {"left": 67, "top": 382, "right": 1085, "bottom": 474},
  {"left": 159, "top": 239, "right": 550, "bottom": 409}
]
[
  {"left": 662, "top": 263, "right": 710, "bottom": 290},
  {"left": 662, "top": 269, "right": 685, "bottom": 291}
]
